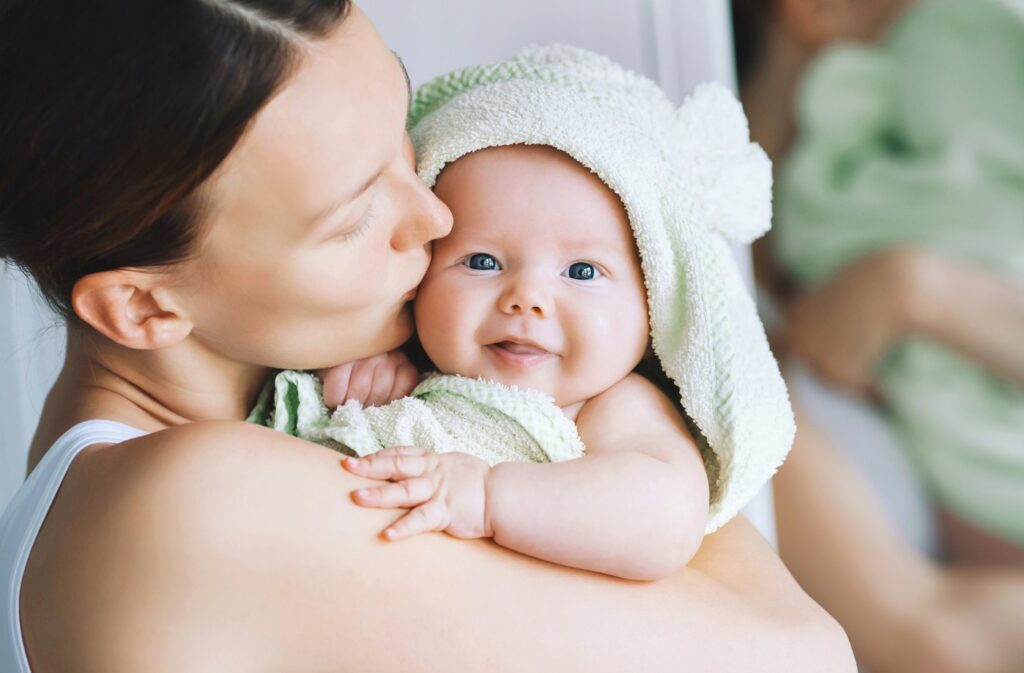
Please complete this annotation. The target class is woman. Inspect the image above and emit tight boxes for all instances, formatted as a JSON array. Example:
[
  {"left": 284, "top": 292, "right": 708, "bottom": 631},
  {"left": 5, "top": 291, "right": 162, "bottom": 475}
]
[
  {"left": 0, "top": 2, "right": 853, "bottom": 671},
  {"left": 732, "top": 0, "right": 1024, "bottom": 671}
]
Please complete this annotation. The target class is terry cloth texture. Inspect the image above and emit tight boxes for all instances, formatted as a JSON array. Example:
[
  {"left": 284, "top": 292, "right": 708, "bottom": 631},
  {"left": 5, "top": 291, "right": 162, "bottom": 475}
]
[
  {"left": 248, "top": 370, "right": 585, "bottom": 466},
  {"left": 407, "top": 45, "right": 795, "bottom": 533},
  {"left": 775, "top": 0, "right": 1024, "bottom": 542}
]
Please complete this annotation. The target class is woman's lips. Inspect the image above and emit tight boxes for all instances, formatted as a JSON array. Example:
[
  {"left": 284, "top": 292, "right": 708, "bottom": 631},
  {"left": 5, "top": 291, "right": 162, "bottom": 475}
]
[
  {"left": 485, "top": 341, "right": 555, "bottom": 369},
  {"left": 402, "top": 287, "right": 418, "bottom": 301}
]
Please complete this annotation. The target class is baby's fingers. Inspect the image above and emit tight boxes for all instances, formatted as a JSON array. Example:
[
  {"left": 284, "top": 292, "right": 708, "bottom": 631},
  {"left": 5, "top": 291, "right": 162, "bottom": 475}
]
[
  {"left": 352, "top": 476, "right": 437, "bottom": 509},
  {"left": 318, "top": 363, "right": 355, "bottom": 408},
  {"left": 342, "top": 449, "right": 438, "bottom": 480},
  {"left": 371, "top": 446, "right": 427, "bottom": 458},
  {"left": 383, "top": 498, "right": 451, "bottom": 541},
  {"left": 391, "top": 362, "right": 420, "bottom": 399}
]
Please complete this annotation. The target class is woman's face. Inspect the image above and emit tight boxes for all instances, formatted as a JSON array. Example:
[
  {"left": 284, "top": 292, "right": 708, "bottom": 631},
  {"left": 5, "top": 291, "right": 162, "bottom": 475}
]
[{"left": 177, "top": 5, "right": 453, "bottom": 370}]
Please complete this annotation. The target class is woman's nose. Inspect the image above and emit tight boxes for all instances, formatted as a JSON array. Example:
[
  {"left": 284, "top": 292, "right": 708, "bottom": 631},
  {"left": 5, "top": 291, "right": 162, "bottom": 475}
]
[
  {"left": 499, "top": 277, "right": 549, "bottom": 318},
  {"left": 391, "top": 173, "right": 454, "bottom": 252}
]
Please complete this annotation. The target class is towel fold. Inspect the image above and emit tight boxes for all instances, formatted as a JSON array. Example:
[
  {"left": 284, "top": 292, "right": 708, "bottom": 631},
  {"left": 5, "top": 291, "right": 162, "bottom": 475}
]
[{"left": 248, "top": 370, "right": 585, "bottom": 466}]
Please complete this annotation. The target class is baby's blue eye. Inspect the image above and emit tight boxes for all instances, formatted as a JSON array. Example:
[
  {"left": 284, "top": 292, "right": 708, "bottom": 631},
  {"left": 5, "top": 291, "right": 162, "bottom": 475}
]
[
  {"left": 466, "top": 253, "right": 500, "bottom": 271},
  {"left": 565, "top": 262, "right": 600, "bottom": 281}
]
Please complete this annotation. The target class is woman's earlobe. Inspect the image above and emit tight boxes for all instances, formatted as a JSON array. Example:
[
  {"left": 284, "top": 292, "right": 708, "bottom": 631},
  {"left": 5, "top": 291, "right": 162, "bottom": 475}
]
[{"left": 71, "top": 270, "right": 194, "bottom": 350}]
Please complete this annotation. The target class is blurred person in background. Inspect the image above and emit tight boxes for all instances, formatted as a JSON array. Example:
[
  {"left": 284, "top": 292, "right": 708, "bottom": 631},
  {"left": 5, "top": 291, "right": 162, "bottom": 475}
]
[{"left": 731, "top": 0, "right": 1024, "bottom": 671}]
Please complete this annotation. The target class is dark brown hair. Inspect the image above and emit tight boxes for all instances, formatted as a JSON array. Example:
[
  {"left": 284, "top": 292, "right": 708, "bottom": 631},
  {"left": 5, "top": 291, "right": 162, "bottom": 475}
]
[
  {"left": 0, "top": 0, "right": 350, "bottom": 320},
  {"left": 730, "top": 0, "right": 775, "bottom": 87}
]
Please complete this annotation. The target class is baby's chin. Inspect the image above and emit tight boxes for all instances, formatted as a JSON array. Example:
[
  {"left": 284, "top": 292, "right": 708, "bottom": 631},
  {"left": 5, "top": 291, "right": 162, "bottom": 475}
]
[{"left": 451, "top": 357, "right": 564, "bottom": 399}]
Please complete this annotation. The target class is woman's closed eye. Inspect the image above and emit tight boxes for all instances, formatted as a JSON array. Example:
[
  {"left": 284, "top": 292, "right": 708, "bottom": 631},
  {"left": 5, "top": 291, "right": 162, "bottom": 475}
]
[
  {"left": 463, "top": 252, "right": 501, "bottom": 271},
  {"left": 564, "top": 261, "right": 601, "bottom": 281},
  {"left": 331, "top": 203, "right": 378, "bottom": 243}
]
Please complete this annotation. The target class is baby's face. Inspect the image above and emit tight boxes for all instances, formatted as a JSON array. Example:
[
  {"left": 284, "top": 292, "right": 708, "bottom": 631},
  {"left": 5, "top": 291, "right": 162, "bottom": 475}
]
[{"left": 414, "top": 145, "right": 650, "bottom": 407}]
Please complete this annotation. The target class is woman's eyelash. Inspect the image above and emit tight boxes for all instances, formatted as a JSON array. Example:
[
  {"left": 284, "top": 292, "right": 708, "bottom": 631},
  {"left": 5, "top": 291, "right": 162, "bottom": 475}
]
[{"left": 335, "top": 204, "right": 377, "bottom": 242}]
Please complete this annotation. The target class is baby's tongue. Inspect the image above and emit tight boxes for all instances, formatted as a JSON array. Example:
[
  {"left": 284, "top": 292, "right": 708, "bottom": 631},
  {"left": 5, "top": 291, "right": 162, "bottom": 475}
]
[{"left": 498, "top": 341, "right": 547, "bottom": 355}]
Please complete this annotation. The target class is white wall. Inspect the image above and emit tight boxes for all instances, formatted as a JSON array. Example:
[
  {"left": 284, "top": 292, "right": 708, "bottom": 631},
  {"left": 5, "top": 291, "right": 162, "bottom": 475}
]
[
  {"left": 0, "top": 264, "right": 65, "bottom": 507},
  {"left": 362, "top": 0, "right": 738, "bottom": 99},
  {"left": 2, "top": 1, "right": 775, "bottom": 540}
]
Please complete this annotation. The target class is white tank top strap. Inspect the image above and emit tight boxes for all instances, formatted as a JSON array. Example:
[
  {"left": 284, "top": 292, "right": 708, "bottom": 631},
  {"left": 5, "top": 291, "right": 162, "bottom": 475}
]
[{"left": 0, "top": 419, "right": 149, "bottom": 673}]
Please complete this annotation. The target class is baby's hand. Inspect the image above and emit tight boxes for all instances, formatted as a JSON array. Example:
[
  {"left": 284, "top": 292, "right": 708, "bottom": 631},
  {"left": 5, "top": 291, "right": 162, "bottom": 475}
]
[
  {"left": 317, "top": 349, "right": 419, "bottom": 408},
  {"left": 342, "top": 447, "right": 492, "bottom": 541}
]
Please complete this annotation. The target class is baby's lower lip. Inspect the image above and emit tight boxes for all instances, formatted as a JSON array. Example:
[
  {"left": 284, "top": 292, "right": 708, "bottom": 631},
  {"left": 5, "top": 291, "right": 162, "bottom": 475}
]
[{"left": 485, "top": 342, "right": 555, "bottom": 369}]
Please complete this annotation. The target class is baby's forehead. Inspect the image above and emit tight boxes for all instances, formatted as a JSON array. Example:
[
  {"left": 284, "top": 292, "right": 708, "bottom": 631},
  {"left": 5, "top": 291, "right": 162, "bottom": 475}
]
[{"left": 436, "top": 144, "right": 635, "bottom": 249}]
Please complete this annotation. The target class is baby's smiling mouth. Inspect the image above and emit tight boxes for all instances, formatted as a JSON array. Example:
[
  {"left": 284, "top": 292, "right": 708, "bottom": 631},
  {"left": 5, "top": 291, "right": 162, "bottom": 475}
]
[{"left": 485, "top": 339, "right": 557, "bottom": 369}]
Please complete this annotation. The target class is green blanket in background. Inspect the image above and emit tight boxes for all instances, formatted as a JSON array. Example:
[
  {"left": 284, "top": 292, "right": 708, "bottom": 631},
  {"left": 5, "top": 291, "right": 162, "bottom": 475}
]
[{"left": 775, "top": 0, "right": 1024, "bottom": 542}]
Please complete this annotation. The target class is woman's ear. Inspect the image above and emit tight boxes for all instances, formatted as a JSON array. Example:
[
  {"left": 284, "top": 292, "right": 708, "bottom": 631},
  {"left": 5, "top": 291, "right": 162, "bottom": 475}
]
[
  {"left": 71, "top": 269, "right": 194, "bottom": 350},
  {"left": 778, "top": 0, "right": 855, "bottom": 47}
]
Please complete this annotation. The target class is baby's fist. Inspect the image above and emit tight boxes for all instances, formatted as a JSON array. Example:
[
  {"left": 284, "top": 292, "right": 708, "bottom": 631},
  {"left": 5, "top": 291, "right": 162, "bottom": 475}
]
[{"left": 317, "top": 349, "right": 419, "bottom": 408}]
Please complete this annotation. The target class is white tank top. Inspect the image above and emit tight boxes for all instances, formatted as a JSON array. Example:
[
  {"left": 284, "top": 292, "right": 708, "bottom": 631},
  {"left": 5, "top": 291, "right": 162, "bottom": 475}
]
[{"left": 0, "top": 420, "right": 149, "bottom": 672}]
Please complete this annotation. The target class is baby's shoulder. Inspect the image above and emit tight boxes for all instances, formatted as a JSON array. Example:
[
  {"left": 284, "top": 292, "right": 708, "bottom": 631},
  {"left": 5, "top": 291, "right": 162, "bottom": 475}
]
[
  {"left": 575, "top": 373, "right": 697, "bottom": 463},
  {"left": 577, "top": 372, "right": 684, "bottom": 435},
  {"left": 583, "top": 371, "right": 674, "bottom": 411}
]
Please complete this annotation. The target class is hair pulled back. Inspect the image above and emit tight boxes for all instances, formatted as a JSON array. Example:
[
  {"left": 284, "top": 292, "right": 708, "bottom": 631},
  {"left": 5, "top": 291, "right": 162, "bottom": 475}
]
[{"left": 0, "top": 0, "right": 350, "bottom": 320}]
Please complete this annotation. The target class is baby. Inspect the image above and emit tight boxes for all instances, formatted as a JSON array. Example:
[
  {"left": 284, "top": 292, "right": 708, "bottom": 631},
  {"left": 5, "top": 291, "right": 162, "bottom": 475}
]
[{"left": 250, "top": 46, "right": 794, "bottom": 580}]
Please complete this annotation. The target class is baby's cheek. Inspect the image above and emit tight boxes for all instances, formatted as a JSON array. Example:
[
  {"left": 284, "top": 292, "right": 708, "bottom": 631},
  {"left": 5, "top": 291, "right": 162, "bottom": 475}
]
[{"left": 413, "top": 283, "right": 464, "bottom": 370}]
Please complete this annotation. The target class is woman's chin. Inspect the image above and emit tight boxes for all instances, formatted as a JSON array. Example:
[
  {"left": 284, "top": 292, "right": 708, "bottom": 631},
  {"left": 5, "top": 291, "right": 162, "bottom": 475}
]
[{"left": 381, "top": 302, "right": 417, "bottom": 350}]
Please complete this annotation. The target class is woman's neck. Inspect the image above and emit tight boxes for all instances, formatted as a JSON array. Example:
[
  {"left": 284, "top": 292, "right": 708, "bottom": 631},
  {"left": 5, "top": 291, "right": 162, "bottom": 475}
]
[{"left": 29, "top": 325, "right": 270, "bottom": 470}]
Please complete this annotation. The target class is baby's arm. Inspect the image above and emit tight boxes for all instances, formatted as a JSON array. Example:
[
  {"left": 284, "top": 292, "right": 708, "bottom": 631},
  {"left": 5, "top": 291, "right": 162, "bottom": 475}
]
[
  {"left": 485, "top": 373, "right": 710, "bottom": 580},
  {"left": 341, "top": 372, "right": 709, "bottom": 580}
]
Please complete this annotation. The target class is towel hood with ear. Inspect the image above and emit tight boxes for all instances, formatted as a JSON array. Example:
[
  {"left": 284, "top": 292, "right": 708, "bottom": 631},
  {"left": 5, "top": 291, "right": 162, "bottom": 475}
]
[{"left": 408, "top": 45, "right": 795, "bottom": 533}]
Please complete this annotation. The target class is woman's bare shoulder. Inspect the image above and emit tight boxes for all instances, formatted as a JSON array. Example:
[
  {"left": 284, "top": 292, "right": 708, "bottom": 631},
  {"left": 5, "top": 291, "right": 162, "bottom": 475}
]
[
  {"left": 81, "top": 421, "right": 401, "bottom": 570},
  {"left": 25, "top": 421, "right": 402, "bottom": 671},
  {"left": 25, "top": 422, "right": 854, "bottom": 673}
]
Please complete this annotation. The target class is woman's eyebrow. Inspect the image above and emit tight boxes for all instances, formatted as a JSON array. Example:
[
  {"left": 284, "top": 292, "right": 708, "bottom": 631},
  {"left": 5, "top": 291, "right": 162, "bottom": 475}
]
[
  {"left": 308, "top": 169, "right": 382, "bottom": 230},
  {"left": 308, "top": 52, "right": 409, "bottom": 231},
  {"left": 392, "top": 50, "right": 412, "bottom": 112}
]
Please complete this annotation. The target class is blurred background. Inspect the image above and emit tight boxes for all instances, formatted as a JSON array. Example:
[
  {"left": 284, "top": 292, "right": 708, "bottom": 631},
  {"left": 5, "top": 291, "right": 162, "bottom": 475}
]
[
  {"left": 2, "top": 1, "right": 1023, "bottom": 671},
  {"left": 731, "top": 0, "right": 1024, "bottom": 671}
]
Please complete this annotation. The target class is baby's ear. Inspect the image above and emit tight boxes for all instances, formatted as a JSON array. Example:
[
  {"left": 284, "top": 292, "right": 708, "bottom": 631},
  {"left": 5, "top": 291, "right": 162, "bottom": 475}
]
[{"left": 674, "top": 83, "right": 773, "bottom": 245}]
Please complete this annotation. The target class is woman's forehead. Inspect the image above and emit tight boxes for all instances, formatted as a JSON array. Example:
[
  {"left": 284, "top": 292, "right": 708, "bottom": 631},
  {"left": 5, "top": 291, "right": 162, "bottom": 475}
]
[{"left": 205, "top": 6, "right": 408, "bottom": 233}]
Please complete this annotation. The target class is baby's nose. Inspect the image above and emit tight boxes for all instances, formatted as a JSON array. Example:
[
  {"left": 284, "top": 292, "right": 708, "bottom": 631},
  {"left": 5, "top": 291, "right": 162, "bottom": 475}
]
[
  {"left": 499, "top": 280, "right": 548, "bottom": 318},
  {"left": 506, "top": 300, "right": 544, "bottom": 318}
]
